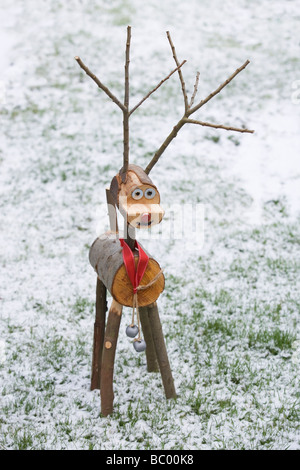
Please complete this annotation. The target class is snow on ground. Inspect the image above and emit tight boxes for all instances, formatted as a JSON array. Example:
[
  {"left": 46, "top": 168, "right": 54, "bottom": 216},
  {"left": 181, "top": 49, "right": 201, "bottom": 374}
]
[{"left": 0, "top": 0, "right": 299, "bottom": 450}]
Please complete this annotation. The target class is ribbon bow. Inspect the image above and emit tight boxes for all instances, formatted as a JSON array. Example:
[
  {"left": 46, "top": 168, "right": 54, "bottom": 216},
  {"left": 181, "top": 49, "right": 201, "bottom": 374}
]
[
  {"left": 119, "top": 238, "right": 149, "bottom": 295},
  {"left": 120, "top": 238, "right": 149, "bottom": 341}
]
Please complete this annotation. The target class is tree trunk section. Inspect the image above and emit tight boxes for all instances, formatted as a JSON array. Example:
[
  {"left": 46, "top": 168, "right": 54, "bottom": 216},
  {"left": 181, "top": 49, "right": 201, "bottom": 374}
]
[
  {"left": 100, "top": 299, "right": 123, "bottom": 417},
  {"left": 89, "top": 233, "right": 164, "bottom": 307},
  {"left": 147, "top": 302, "right": 177, "bottom": 399}
]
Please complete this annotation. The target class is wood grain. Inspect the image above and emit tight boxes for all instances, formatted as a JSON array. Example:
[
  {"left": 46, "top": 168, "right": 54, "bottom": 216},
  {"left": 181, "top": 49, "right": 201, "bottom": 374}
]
[{"left": 112, "top": 257, "right": 164, "bottom": 307}]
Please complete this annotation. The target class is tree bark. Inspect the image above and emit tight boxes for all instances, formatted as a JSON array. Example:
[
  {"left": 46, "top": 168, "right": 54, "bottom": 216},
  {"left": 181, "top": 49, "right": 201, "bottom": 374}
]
[
  {"left": 147, "top": 302, "right": 176, "bottom": 399},
  {"left": 91, "top": 278, "right": 107, "bottom": 390},
  {"left": 139, "top": 306, "right": 159, "bottom": 372},
  {"left": 100, "top": 299, "right": 123, "bottom": 417}
]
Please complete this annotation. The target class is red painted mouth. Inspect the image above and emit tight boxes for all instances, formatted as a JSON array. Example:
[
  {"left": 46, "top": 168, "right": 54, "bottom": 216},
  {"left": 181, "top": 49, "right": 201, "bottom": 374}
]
[{"left": 136, "top": 220, "right": 152, "bottom": 228}]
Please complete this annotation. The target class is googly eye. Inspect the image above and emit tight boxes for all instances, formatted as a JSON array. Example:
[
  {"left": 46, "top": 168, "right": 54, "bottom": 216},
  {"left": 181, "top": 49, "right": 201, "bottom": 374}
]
[
  {"left": 131, "top": 188, "right": 143, "bottom": 200},
  {"left": 144, "top": 188, "right": 156, "bottom": 200}
]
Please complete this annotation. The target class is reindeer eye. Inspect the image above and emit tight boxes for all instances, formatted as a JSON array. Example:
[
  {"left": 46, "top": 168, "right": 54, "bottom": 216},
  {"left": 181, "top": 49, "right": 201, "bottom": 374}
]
[
  {"left": 131, "top": 188, "right": 143, "bottom": 200},
  {"left": 144, "top": 188, "right": 156, "bottom": 199}
]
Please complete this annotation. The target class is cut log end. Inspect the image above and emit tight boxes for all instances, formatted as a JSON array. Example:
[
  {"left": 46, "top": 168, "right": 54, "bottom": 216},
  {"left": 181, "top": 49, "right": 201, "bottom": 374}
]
[{"left": 112, "top": 257, "right": 165, "bottom": 307}]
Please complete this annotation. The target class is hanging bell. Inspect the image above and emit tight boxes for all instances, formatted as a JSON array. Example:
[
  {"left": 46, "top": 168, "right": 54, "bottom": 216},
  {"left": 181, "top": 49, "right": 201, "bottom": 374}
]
[
  {"left": 133, "top": 339, "right": 146, "bottom": 352},
  {"left": 126, "top": 324, "right": 139, "bottom": 338}
]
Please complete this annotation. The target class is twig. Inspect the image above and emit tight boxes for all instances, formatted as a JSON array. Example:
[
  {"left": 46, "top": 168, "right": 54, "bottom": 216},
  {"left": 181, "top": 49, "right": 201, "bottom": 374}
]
[
  {"left": 189, "top": 71, "right": 200, "bottom": 108},
  {"left": 188, "top": 60, "right": 250, "bottom": 115},
  {"left": 166, "top": 31, "right": 189, "bottom": 113},
  {"left": 74, "top": 56, "right": 125, "bottom": 111},
  {"left": 129, "top": 60, "right": 187, "bottom": 116},
  {"left": 124, "top": 25, "right": 131, "bottom": 109},
  {"left": 145, "top": 117, "right": 186, "bottom": 174},
  {"left": 122, "top": 26, "right": 131, "bottom": 180},
  {"left": 185, "top": 118, "right": 254, "bottom": 133}
]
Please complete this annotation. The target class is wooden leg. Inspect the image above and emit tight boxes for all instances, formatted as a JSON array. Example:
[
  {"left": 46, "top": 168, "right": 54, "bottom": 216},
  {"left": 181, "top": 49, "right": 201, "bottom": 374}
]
[
  {"left": 147, "top": 302, "right": 177, "bottom": 399},
  {"left": 139, "top": 306, "right": 159, "bottom": 372},
  {"left": 100, "top": 299, "right": 123, "bottom": 417},
  {"left": 91, "top": 278, "right": 107, "bottom": 391}
]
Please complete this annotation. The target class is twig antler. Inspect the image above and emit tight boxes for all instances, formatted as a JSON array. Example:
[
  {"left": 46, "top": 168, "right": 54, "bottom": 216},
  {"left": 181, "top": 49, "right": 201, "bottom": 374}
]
[
  {"left": 75, "top": 28, "right": 254, "bottom": 177},
  {"left": 74, "top": 56, "right": 126, "bottom": 111},
  {"left": 189, "top": 71, "right": 200, "bottom": 108},
  {"left": 122, "top": 25, "right": 131, "bottom": 180},
  {"left": 167, "top": 31, "right": 189, "bottom": 113},
  {"left": 75, "top": 26, "right": 186, "bottom": 182},
  {"left": 144, "top": 32, "right": 254, "bottom": 174}
]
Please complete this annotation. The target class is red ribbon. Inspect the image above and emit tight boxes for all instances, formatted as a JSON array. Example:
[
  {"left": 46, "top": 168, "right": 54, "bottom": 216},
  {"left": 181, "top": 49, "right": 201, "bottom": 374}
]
[{"left": 120, "top": 239, "right": 149, "bottom": 294}]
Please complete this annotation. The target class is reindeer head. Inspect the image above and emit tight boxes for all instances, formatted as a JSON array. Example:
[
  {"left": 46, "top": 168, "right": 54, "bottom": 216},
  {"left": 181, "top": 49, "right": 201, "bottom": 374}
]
[{"left": 110, "top": 165, "right": 164, "bottom": 229}]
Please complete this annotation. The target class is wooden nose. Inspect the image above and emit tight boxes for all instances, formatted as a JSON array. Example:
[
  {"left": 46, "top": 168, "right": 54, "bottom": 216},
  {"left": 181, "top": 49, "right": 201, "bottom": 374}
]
[{"left": 141, "top": 212, "right": 151, "bottom": 224}]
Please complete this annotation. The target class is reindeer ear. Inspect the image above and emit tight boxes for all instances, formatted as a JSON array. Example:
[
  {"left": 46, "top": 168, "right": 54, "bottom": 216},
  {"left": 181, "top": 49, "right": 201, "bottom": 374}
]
[
  {"left": 110, "top": 175, "right": 120, "bottom": 206},
  {"left": 128, "top": 164, "right": 156, "bottom": 187}
]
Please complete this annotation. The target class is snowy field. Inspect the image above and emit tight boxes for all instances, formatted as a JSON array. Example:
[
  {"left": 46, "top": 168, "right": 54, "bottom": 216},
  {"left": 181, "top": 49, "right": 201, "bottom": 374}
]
[{"left": 0, "top": 0, "right": 299, "bottom": 450}]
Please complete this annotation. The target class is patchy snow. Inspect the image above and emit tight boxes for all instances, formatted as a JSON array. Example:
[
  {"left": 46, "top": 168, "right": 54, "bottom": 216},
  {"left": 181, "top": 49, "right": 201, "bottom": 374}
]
[
  {"left": 0, "top": 0, "right": 299, "bottom": 451},
  {"left": 231, "top": 103, "right": 300, "bottom": 223}
]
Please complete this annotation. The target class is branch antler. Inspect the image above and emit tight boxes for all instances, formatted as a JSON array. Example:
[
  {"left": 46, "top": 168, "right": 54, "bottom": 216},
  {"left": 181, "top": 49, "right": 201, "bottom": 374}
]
[
  {"left": 166, "top": 31, "right": 189, "bottom": 113},
  {"left": 129, "top": 59, "right": 186, "bottom": 116},
  {"left": 75, "top": 27, "right": 187, "bottom": 181},
  {"left": 189, "top": 71, "right": 200, "bottom": 108},
  {"left": 145, "top": 32, "right": 254, "bottom": 175},
  {"left": 121, "top": 25, "right": 132, "bottom": 181},
  {"left": 74, "top": 56, "right": 126, "bottom": 111}
]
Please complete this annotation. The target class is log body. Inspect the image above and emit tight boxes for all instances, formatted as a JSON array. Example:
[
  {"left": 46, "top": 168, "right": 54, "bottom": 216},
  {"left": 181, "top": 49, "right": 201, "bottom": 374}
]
[{"left": 89, "top": 232, "right": 164, "bottom": 307}]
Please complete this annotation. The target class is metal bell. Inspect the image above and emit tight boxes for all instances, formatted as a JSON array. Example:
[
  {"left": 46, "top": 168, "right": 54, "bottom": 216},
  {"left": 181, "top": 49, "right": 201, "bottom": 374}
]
[
  {"left": 133, "top": 339, "right": 146, "bottom": 352},
  {"left": 126, "top": 324, "right": 139, "bottom": 338}
]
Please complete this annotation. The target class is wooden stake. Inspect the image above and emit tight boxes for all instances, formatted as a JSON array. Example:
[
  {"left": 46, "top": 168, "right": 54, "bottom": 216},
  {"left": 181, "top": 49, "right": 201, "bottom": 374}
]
[
  {"left": 124, "top": 219, "right": 136, "bottom": 251},
  {"left": 147, "top": 302, "right": 176, "bottom": 399},
  {"left": 139, "top": 306, "right": 159, "bottom": 372},
  {"left": 91, "top": 278, "right": 107, "bottom": 390},
  {"left": 100, "top": 300, "right": 123, "bottom": 417}
]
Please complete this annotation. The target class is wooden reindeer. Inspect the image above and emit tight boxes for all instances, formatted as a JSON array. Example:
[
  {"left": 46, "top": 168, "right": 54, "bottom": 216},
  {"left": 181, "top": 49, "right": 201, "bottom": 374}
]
[{"left": 75, "top": 26, "right": 254, "bottom": 417}]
